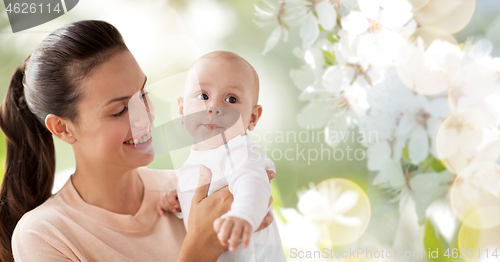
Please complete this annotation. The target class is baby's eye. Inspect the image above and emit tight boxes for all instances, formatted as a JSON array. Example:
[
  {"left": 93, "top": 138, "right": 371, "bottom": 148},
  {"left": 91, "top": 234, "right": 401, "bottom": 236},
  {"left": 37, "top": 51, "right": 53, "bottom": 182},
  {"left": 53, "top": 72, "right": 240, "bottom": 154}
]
[
  {"left": 225, "top": 96, "right": 237, "bottom": 103},
  {"left": 196, "top": 93, "right": 209, "bottom": 100}
]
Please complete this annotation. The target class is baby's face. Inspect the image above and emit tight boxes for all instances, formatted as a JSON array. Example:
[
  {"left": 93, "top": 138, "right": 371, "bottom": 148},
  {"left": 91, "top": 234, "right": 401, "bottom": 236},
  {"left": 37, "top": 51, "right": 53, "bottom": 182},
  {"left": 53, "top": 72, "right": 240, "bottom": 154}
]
[{"left": 179, "top": 56, "right": 259, "bottom": 149}]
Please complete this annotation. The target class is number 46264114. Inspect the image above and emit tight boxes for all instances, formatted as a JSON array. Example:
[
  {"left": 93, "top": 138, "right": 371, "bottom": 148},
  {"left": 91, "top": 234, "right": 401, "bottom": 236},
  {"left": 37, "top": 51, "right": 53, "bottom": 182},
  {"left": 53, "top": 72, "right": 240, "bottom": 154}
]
[
  {"left": 443, "top": 248, "right": 498, "bottom": 259},
  {"left": 5, "top": 3, "right": 61, "bottom": 14}
]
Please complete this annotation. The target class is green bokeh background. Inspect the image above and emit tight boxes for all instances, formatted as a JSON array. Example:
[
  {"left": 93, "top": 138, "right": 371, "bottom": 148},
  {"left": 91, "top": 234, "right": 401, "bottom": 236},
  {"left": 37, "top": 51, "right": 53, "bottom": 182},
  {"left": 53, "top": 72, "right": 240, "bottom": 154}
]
[{"left": 0, "top": 0, "right": 499, "bottom": 213}]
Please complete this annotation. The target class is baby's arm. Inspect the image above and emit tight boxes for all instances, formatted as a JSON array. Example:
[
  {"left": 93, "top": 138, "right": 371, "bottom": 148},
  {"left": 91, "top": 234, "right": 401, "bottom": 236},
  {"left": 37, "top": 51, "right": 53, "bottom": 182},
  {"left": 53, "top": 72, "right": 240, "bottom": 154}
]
[
  {"left": 154, "top": 169, "right": 182, "bottom": 216},
  {"left": 214, "top": 151, "right": 273, "bottom": 251}
]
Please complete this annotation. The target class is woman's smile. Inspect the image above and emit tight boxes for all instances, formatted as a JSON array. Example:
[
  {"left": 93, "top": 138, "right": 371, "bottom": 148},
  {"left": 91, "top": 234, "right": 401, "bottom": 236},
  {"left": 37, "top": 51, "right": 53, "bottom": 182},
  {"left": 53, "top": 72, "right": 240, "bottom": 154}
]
[
  {"left": 123, "top": 130, "right": 152, "bottom": 145},
  {"left": 123, "top": 131, "right": 153, "bottom": 152}
]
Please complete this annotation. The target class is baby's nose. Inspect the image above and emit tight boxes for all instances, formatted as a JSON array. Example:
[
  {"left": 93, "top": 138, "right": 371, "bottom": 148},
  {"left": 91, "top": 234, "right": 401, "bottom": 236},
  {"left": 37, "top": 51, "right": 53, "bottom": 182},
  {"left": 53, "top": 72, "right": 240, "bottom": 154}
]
[{"left": 208, "top": 108, "right": 222, "bottom": 116}]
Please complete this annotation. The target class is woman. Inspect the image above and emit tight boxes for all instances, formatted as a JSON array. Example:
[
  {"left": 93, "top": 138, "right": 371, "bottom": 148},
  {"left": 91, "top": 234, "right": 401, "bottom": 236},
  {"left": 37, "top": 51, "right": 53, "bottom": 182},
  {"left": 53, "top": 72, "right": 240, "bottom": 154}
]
[{"left": 0, "top": 20, "right": 274, "bottom": 261}]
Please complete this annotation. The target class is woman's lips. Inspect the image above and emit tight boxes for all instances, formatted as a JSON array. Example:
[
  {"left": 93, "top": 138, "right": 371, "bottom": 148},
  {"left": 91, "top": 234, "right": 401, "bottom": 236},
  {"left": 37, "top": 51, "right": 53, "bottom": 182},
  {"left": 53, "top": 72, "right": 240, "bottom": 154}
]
[
  {"left": 123, "top": 127, "right": 152, "bottom": 143},
  {"left": 123, "top": 135, "right": 153, "bottom": 153}
]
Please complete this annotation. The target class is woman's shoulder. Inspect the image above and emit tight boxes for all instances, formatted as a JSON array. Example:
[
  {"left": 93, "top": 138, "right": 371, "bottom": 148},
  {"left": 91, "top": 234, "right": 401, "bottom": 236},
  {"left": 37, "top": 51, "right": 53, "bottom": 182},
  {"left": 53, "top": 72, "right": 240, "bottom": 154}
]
[
  {"left": 11, "top": 194, "right": 73, "bottom": 260},
  {"left": 12, "top": 194, "right": 66, "bottom": 239}
]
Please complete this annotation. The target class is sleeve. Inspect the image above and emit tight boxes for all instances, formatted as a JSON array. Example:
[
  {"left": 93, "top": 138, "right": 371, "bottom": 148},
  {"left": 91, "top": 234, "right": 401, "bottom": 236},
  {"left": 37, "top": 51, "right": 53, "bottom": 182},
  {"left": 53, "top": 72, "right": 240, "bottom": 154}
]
[
  {"left": 219, "top": 138, "right": 274, "bottom": 232},
  {"left": 12, "top": 217, "right": 72, "bottom": 262}
]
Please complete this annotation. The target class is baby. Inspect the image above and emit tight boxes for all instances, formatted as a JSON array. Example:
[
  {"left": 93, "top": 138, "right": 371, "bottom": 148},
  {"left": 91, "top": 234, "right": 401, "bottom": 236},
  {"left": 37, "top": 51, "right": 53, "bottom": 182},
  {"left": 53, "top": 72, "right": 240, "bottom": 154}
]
[{"left": 158, "top": 51, "right": 286, "bottom": 261}]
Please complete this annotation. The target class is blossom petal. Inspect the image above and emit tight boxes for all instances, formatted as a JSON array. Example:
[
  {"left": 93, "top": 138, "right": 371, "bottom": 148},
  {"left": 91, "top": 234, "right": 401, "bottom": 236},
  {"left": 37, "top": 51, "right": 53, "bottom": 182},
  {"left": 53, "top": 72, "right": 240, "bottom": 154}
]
[
  {"left": 297, "top": 189, "right": 324, "bottom": 214},
  {"left": 436, "top": 123, "right": 460, "bottom": 159},
  {"left": 296, "top": 96, "right": 337, "bottom": 129},
  {"left": 278, "top": 208, "right": 320, "bottom": 249},
  {"left": 325, "top": 115, "right": 349, "bottom": 147},
  {"left": 427, "top": 117, "right": 443, "bottom": 158},
  {"left": 300, "top": 13, "right": 320, "bottom": 49},
  {"left": 316, "top": 1, "right": 337, "bottom": 31},
  {"left": 427, "top": 98, "right": 450, "bottom": 118},
  {"left": 379, "top": 0, "right": 413, "bottom": 28},
  {"left": 341, "top": 11, "right": 370, "bottom": 35},
  {"left": 334, "top": 215, "right": 362, "bottom": 226},
  {"left": 367, "top": 141, "right": 391, "bottom": 171},
  {"left": 409, "top": 125, "right": 429, "bottom": 165},
  {"left": 358, "top": 0, "right": 380, "bottom": 20},
  {"left": 322, "top": 65, "right": 346, "bottom": 93},
  {"left": 397, "top": 114, "right": 416, "bottom": 138},
  {"left": 262, "top": 26, "right": 282, "bottom": 55},
  {"left": 467, "top": 39, "right": 493, "bottom": 61},
  {"left": 334, "top": 190, "right": 359, "bottom": 213},
  {"left": 373, "top": 160, "right": 406, "bottom": 187}
]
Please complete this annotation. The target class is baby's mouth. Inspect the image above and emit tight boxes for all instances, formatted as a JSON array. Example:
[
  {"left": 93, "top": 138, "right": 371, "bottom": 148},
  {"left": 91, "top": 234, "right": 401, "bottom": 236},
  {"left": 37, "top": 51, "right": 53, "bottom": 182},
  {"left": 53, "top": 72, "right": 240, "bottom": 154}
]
[{"left": 202, "top": 124, "right": 223, "bottom": 130}]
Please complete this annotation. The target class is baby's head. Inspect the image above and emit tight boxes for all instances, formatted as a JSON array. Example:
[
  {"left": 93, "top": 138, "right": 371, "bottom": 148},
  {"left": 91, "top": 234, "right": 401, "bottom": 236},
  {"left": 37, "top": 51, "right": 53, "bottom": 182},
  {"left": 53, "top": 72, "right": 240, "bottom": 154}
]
[{"left": 178, "top": 51, "right": 262, "bottom": 148}]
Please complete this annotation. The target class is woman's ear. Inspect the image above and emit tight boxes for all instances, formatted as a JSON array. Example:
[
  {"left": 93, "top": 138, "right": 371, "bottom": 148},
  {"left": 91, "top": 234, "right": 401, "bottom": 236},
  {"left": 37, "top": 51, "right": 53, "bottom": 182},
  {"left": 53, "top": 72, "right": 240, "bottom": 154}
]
[
  {"left": 248, "top": 105, "right": 263, "bottom": 131},
  {"left": 45, "top": 114, "right": 77, "bottom": 144}
]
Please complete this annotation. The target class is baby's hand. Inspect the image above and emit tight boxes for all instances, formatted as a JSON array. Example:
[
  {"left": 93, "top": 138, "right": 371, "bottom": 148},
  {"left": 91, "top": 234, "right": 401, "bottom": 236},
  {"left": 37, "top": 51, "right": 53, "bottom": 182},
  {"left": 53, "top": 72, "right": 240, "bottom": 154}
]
[
  {"left": 157, "top": 190, "right": 181, "bottom": 215},
  {"left": 213, "top": 216, "right": 252, "bottom": 252}
]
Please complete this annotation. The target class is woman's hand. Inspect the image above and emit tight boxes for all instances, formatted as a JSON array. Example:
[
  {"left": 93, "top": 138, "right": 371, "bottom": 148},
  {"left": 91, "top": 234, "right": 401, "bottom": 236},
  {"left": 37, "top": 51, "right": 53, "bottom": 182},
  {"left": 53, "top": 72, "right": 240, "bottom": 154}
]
[
  {"left": 177, "top": 165, "right": 232, "bottom": 262},
  {"left": 176, "top": 166, "right": 276, "bottom": 262}
]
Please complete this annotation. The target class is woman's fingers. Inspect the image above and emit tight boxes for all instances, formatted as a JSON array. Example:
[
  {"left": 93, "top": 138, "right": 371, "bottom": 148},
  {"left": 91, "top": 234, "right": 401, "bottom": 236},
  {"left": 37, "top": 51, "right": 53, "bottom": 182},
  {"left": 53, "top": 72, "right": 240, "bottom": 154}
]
[
  {"left": 192, "top": 165, "right": 212, "bottom": 204},
  {"left": 256, "top": 211, "right": 273, "bottom": 232},
  {"left": 266, "top": 170, "right": 275, "bottom": 182}
]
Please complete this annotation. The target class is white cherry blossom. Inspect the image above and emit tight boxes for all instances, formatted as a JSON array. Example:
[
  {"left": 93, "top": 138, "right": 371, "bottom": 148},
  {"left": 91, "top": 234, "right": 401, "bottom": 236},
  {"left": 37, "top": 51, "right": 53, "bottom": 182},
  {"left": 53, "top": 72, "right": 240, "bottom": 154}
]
[
  {"left": 255, "top": 0, "right": 308, "bottom": 54},
  {"left": 396, "top": 38, "right": 464, "bottom": 95}
]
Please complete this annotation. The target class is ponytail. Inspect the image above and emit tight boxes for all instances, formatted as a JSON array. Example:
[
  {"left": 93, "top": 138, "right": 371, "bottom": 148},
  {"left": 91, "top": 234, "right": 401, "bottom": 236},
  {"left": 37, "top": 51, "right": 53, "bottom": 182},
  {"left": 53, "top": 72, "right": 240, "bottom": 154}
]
[{"left": 0, "top": 57, "right": 55, "bottom": 262}]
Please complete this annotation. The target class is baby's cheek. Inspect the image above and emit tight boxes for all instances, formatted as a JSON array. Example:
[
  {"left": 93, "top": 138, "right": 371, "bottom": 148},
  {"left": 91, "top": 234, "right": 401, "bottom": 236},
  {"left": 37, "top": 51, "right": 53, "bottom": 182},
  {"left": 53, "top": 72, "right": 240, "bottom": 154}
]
[
  {"left": 223, "top": 117, "right": 246, "bottom": 141},
  {"left": 185, "top": 99, "right": 208, "bottom": 113}
]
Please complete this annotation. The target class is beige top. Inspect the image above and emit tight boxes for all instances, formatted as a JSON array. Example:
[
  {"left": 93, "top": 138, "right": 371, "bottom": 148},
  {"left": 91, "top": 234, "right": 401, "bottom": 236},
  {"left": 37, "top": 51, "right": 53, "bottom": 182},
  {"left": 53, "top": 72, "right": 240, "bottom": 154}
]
[{"left": 11, "top": 167, "right": 186, "bottom": 262}]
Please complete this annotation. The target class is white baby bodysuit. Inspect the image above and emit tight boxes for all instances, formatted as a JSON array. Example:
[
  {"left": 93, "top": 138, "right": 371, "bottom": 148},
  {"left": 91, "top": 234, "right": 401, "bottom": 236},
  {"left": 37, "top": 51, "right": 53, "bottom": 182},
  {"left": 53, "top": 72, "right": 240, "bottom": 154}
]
[{"left": 176, "top": 134, "right": 286, "bottom": 262}]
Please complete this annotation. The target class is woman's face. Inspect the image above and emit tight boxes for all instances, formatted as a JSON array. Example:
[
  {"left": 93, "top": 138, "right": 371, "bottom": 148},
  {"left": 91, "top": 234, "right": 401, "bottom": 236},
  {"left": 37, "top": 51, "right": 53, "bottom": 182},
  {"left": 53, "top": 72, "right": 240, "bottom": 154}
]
[{"left": 71, "top": 50, "right": 155, "bottom": 170}]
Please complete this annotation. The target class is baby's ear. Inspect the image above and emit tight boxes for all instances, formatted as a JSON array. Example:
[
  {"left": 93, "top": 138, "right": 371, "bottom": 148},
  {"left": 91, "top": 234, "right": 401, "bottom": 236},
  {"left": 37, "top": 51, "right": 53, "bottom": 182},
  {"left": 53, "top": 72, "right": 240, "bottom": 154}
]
[
  {"left": 248, "top": 105, "right": 263, "bottom": 131},
  {"left": 177, "top": 96, "right": 184, "bottom": 116}
]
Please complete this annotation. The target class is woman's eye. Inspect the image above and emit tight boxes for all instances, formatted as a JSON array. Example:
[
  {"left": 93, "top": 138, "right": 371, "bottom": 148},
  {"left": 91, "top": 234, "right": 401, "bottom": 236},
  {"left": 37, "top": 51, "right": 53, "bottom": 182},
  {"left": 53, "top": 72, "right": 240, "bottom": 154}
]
[
  {"left": 113, "top": 107, "right": 128, "bottom": 117},
  {"left": 196, "top": 93, "right": 209, "bottom": 100},
  {"left": 139, "top": 91, "right": 149, "bottom": 103},
  {"left": 225, "top": 96, "right": 237, "bottom": 103}
]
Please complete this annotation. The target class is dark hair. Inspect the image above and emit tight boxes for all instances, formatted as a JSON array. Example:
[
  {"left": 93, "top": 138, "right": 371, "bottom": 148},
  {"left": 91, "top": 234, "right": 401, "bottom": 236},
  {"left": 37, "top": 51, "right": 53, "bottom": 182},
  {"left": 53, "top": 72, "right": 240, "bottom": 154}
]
[{"left": 0, "top": 20, "right": 128, "bottom": 261}]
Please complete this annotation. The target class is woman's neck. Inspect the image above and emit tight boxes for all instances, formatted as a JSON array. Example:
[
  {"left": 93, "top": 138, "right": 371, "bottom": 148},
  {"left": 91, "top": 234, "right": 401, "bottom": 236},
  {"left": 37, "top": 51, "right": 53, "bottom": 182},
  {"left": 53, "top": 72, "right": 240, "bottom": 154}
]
[{"left": 70, "top": 163, "right": 144, "bottom": 216}]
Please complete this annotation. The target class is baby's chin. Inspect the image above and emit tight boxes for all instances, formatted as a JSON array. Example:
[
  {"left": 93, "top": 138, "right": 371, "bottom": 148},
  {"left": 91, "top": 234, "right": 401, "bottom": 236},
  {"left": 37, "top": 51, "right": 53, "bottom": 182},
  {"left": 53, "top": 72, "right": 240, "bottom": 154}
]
[{"left": 191, "top": 129, "right": 246, "bottom": 150}]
